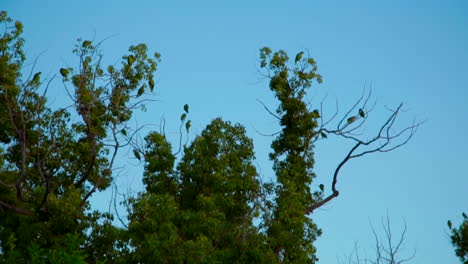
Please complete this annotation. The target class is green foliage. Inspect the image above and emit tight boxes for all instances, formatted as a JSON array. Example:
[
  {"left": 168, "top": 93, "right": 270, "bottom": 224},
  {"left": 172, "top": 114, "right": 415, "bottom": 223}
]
[
  {"left": 0, "top": 11, "right": 156, "bottom": 263},
  {"left": 260, "top": 47, "right": 323, "bottom": 263},
  {"left": 449, "top": 213, "right": 468, "bottom": 263},
  {"left": 127, "top": 119, "right": 276, "bottom": 263},
  {"left": 0, "top": 233, "right": 88, "bottom": 264}
]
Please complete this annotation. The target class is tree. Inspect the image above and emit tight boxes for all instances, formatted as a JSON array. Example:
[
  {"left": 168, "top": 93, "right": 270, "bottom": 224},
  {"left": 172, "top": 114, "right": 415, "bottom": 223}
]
[
  {"left": 0, "top": 11, "right": 420, "bottom": 263},
  {"left": 0, "top": 11, "right": 158, "bottom": 262},
  {"left": 257, "top": 48, "right": 323, "bottom": 263},
  {"left": 257, "top": 48, "right": 420, "bottom": 263},
  {"left": 448, "top": 213, "right": 468, "bottom": 263},
  {"left": 127, "top": 118, "right": 276, "bottom": 263}
]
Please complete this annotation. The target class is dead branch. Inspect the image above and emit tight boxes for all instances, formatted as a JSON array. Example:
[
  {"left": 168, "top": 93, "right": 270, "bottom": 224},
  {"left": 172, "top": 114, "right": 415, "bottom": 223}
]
[
  {"left": 339, "top": 215, "right": 416, "bottom": 264},
  {"left": 306, "top": 91, "right": 422, "bottom": 214}
]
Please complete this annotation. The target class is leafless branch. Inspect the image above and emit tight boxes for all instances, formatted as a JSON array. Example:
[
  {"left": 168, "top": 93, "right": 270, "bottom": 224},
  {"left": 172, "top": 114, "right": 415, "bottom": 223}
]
[
  {"left": 159, "top": 115, "right": 166, "bottom": 136},
  {"left": 253, "top": 126, "right": 281, "bottom": 137},
  {"left": 369, "top": 215, "right": 416, "bottom": 264},
  {"left": 306, "top": 91, "right": 423, "bottom": 214},
  {"left": 340, "top": 215, "right": 416, "bottom": 264},
  {"left": 113, "top": 182, "right": 128, "bottom": 228},
  {"left": 23, "top": 49, "right": 46, "bottom": 86},
  {"left": 174, "top": 120, "right": 186, "bottom": 156},
  {"left": 257, "top": 98, "right": 280, "bottom": 120}
]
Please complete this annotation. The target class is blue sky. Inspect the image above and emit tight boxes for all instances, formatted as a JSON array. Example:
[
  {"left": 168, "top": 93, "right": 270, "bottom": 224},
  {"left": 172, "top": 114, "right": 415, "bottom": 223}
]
[{"left": 4, "top": 0, "right": 468, "bottom": 262}]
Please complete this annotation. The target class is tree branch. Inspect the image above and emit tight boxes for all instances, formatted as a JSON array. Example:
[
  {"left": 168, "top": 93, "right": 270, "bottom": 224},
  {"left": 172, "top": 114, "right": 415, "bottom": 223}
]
[
  {"left": 257, "top": 98, "right": 281, "bottom": 120},
  {"left": 307, "top": 95, "right": 422, "bottom": 215},
  {"left": 306, "top": 142, "right": 361, "bottom": 214},
  {"left": 0, "top": 200, "right": 32, "bottom": 215}
]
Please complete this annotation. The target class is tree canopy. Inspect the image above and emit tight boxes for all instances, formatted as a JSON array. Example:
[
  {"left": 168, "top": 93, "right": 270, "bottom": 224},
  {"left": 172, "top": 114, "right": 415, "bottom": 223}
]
[
  {"left": 0, "top": 11, "right": 425, "bottom": 263},
  {"left": 449, "top": 213, "right": 468, "bottom": 264}
]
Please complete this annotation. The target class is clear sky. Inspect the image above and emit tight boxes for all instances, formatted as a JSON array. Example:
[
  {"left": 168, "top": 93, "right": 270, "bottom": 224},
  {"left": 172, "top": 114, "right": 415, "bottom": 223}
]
[{"left": 4, "top": 0, "right": 468, "bottom": 263}]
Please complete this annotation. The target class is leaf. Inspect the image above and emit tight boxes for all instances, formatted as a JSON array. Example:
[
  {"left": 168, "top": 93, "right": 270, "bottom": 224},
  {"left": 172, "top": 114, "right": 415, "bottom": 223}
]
[
  {"left": 180, "top": 113, "right": 187, "bottom": 121},
  {"left": 14, "top": 21, "right": 23, "bottom": 31},
  {"left": 148, "top": 79, "right": 154, "bottom": 92},
  {"left": 137, "top": 86, "right": 144, "bottom": 97},
  {"left": 121, "top": 129, "right": 127, "bottom": 136},
  {"left": 347, "top": 116, "right": 357, "bottom": 124},
  {"left": 448, "top": 220, "right": 452, "bottom": 229},
  {"left": 185, "top": 120, "right": 191, "bottom": 132},
  {"left": 320, "top": 132, "right": 327, "bottom": 139},
  {"left": 60, "top": 68, "right": 69, "bottom": 77},
  {"left": 127, "top": 55, "right": 135, "bottom": 65},
  {"left": 463, "top": 212, "right": 467, "bottom": 219},
  {"left": 133, "top": 149, "right": 141, "bottom": 161},
  {"left": 295, "top": 51, "right": 304, "bottom": 63},
  {"left": 183, "top": 104, "right": 189, "bottom": 113},
  {"left": 359, "top": 108, "right": 365, "bottom": 118},
  {"left": 82, "top": 40, "right": 91, "bottom": 48},
  {"left": 319, "top": 184, "right": 324, "bottom": 192}
]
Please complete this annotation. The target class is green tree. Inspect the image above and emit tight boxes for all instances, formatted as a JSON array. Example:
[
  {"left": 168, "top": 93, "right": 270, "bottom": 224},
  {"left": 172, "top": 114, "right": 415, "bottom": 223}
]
[
  {"left": 0, "top": 11, "right": 158, "bottom": 263},
  {"left": 127, "top": 118, "right": 276, "bottom": 263},
  {"left": 449, "top": 213, "right": 468, "bottom": 263},
  {"left": 259, "top": 48, "right": 323, "bottom": 263}
]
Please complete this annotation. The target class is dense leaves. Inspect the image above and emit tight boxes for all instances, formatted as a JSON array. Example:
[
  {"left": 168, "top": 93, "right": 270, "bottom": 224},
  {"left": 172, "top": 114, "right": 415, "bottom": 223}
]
[
  {"left": 128, "top": 119, "right": 275, "bottom": 263},
  {"left": 449, "top": 213, "right": 468, "bottom": 264},
  {"left": 0, "top": 11, "right": 157, "bottom": 263},
  {"left": 260, "top": 47, "right": 323, "bottom": 263}
]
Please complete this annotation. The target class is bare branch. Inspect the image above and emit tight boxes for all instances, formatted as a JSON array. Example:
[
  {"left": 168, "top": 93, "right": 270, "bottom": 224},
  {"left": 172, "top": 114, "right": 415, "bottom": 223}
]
[
  {"left": 23, "top": 49, "right": 46, "bottom": 85},
  {"left": 174, "top": 120, "right": 186, "bottom": 156},
  {"left": 341, "top": 216, "right": 415, "bottom": 264},
  {"left": 113, "top": 182, "right": 128, "bottom": 228},
  {"left": 257, "top": 98, "right": 280, "bottom": 120},
  {"left": 320, "top": 96, "right": 339, "bottom": 128},
  {"left": 160, "top": 115, "right": 166, "bottom": 136},
  {"left": 253, "top": 127, "right": 281, "bottom": 137},
  {"left": 306, "top": 141, "right": 361, "bottom": 214},
  {"left": 307, "top": 91, "right": 422, "bottom": 214}
]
